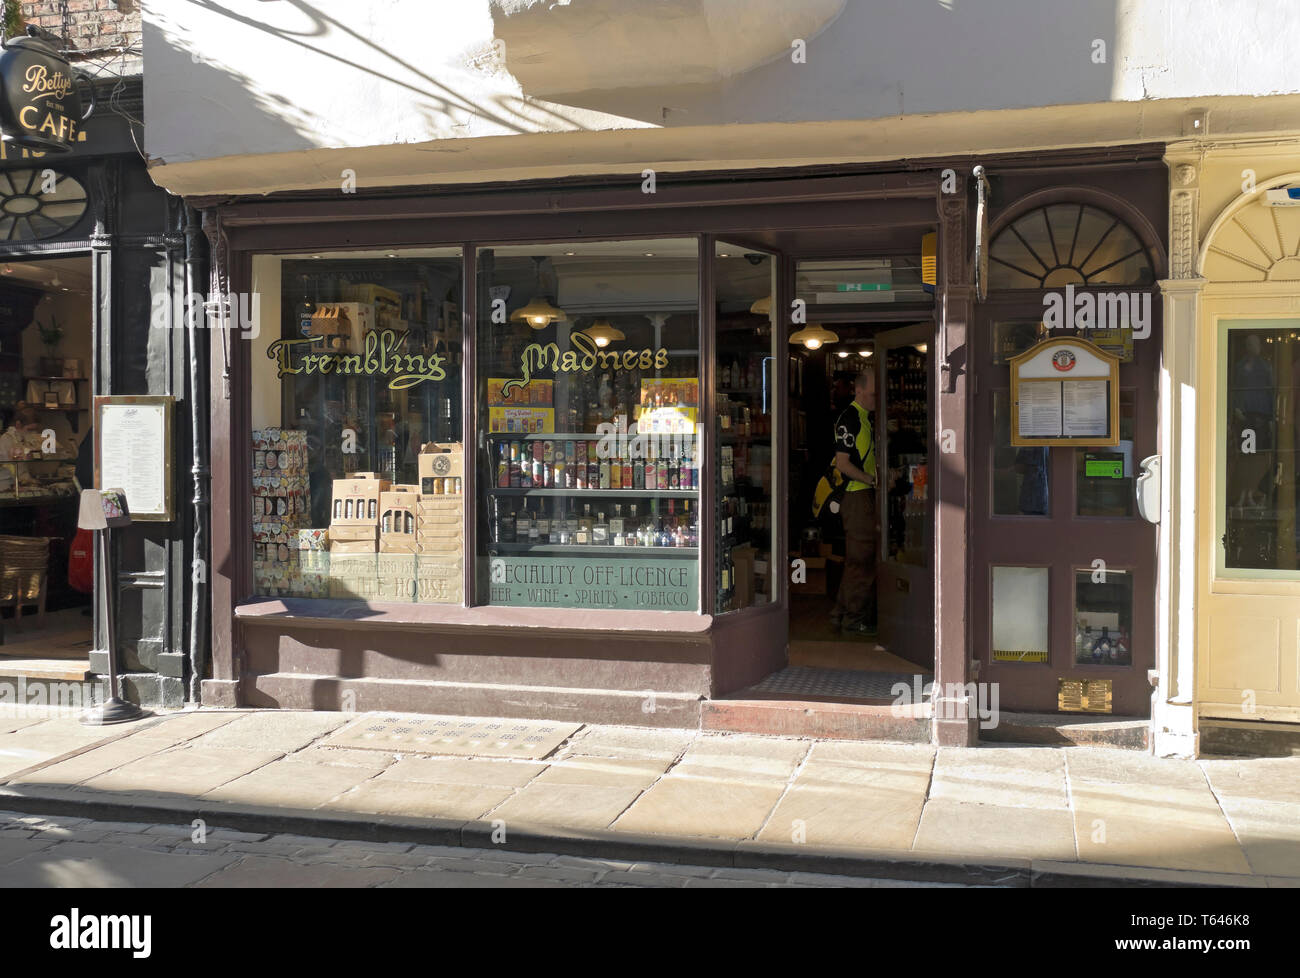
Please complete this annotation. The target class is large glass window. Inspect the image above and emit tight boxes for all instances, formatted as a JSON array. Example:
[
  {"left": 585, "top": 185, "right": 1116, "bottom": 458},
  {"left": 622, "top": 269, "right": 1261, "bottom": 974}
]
[
  {"left": 714, "top": 243, "right": 776, "bottom": 611},
  {"left": 250, "top": 249, "right": 464, "bottom": 604},
  {"left": 1221, "top": 320, "right": 1300, "bottom": 576},
  {"left": 475, "top": 240, "right": 701, "bottom": 610}
]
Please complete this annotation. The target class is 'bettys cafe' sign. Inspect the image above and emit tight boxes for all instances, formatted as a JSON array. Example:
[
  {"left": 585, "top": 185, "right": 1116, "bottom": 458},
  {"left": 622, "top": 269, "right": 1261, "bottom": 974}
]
[{"left": 0, "top": 29, "right": 95, "bottom": 153}]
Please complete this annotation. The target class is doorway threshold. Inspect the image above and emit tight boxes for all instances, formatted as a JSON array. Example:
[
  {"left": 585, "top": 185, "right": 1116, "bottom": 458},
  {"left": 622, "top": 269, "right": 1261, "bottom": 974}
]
[{"left": 704, "top": 666, "right": 933, "bottom": 742}]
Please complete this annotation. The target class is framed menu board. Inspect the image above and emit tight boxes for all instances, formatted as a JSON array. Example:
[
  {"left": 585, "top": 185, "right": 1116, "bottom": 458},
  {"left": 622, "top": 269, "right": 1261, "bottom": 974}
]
[
  {"left": 94, "top": 395, "right": 175, "bottom": 521},
  {"left": 1010, "top": 338, "right": 1119, "bottom": 447}
]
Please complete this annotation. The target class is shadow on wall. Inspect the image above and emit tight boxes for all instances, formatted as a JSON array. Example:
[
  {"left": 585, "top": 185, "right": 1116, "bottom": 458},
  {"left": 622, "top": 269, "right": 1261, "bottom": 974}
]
[
  {"left": 146, "top": 0, "right": 609, "bottom": 162},
  {"left": 497, "top": 0, "right": 1125, "bottom": 129}
]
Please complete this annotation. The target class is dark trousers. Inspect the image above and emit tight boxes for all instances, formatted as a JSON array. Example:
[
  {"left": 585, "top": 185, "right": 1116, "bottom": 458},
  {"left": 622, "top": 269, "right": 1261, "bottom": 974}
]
[{"left": 832, "top": 488, "right": 877, "bottom": 626}]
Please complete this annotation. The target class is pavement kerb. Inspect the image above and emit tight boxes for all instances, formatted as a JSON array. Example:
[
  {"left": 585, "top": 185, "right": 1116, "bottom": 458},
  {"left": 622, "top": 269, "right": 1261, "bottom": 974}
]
[{"left": 0, "top": 783, "right": 1278, "bottom": 888}]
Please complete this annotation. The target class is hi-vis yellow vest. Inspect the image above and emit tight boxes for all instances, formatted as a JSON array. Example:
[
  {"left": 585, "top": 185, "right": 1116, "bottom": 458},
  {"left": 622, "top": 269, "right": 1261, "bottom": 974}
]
[{"left": 846, "top": 401, "right": 876, "bottom": 492}]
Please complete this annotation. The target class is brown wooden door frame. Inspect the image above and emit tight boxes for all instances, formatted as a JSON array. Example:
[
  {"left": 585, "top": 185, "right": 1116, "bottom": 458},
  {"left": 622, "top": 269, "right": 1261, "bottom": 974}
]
[{"left": 969, "top": 292, "right": 1159, "bottom": 716}]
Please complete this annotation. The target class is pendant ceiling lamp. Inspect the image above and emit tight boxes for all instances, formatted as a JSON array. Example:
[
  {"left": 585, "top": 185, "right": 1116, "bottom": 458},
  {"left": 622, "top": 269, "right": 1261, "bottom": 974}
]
[
  {"left": 789, "top": 324, "right": 838, "bottom": 350},
  {"left": 581, "top": 318, "right": 626, "bottom": 348},
  {"left": 510, "top": 256, "right": 566, "bottom": 329},
  {"left": 749, "top": 294, "right": 772, "bottom": 315}
]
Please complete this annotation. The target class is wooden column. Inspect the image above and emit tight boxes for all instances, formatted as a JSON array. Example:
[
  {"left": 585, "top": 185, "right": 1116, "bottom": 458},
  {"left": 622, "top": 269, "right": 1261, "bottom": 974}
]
[{"left": 933, "top": 192, "right": 977, "bottom": 746}]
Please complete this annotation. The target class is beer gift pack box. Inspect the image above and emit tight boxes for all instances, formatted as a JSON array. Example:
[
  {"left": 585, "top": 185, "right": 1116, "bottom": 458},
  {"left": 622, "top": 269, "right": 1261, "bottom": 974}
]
[
  {"left": 331, "top": 473, "right": 390, "bottom": 525},
  {"left": 379, "top": 485, "right": 420, "bottom": 553},
  {"left": 415, "top": 442, "right": 464, "bottom": 556}
]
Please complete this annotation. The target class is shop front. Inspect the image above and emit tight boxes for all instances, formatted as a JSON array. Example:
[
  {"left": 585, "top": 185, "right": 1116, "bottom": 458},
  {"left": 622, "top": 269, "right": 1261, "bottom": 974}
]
[
  {"left": 208, "top": 151, "right": 1167, "bottom": 743},
  {"left": 0, "top": 80, "right": 201, "bottom": 709},
  {"left": 1187, "top": 147, "right": 1300, "bottom": 741}
]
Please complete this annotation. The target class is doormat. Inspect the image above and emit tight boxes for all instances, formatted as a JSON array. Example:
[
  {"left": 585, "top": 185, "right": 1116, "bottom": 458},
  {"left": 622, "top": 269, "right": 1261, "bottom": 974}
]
[
  {"left": 743, "top": 667, "right": 933, "bottom": 703},
  {"left": 321, "top": 713, "right": 581, "bottom": 759}
]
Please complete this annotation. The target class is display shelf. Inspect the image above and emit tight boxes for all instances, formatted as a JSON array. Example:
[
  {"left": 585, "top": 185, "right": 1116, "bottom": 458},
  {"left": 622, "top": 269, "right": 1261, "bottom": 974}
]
[
  {"left": 487, "top": 488, "right": 697, "bottom": 498},
  {"left": 24, "top": 376, "right": 88, "bottom": 382},
  {"left": 487, "top": 432, "right": 612, "bottom": 441},
  {"left": 488, "top": 542, "right": 697, "bottom": 557}
]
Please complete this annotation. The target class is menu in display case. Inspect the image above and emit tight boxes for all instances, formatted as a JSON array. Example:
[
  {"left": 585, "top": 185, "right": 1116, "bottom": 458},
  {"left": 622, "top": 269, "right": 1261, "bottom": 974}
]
[{"left": 1010, "top": 338, "right": 1120, "bottom": 447}]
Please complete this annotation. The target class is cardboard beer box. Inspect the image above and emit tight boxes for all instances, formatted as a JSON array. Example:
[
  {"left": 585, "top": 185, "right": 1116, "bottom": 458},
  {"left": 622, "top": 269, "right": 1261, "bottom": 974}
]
[
  {"left": 330, "top": 523, "right": 378, "bottom": 550},
  {"left": 379, "top": 485, "right": 420, "bottom": 553},
  {"left": 418, "top": 443, "right": 464, "bottom": 495},
  {"left": 331, "top": 473, "right": 390, "bottom": 525}
]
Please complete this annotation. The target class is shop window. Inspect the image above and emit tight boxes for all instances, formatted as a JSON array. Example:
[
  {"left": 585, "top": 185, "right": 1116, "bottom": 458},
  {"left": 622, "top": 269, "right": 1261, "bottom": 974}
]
[
  {"left": 988, "top": 204, "right": 1154, "bottom": 290},
  {"left": 1075, "top": 388, "right": 1136, "bottom": 517},
  {"left": 475, "top": 240, "right": 701, "bottom": 611},
  {"left": 1220, "top": 321, "right": 1300, "bottom": 575},
  {"left": 0, "top": 169, "right": 87, "bottom": 241},
  {"left": 992, "top": 390, "right": 1050, "bottom": 516},
  {"left": 991, "top": 565, "right": 1049, "bottom": 664},
  {"left": 715, "top": 242, "right": 776, "bottom": 611},
  {"left": 250, "top": 249, "right": 464, "bottom": 604},
  {"left": 1073, "top": 567, "right": 1133, "bottom": 666}
]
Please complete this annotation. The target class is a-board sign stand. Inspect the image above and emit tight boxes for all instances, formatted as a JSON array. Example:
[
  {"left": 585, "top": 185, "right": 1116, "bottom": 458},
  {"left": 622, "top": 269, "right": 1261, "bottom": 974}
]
[{"left": 78, "top": 488, "right": 148, "bottom": 726}]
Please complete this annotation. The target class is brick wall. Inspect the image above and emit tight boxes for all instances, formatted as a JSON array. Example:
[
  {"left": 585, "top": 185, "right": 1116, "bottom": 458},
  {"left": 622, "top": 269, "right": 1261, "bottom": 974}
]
[{"left": 18, "top": 0, "right": 140, "bottom": 55}]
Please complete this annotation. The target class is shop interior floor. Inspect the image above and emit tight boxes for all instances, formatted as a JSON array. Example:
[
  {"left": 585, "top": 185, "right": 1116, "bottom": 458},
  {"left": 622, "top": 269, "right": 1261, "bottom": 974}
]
[
  {"left": 321, "top": 713, "right": 582, "bottom": 759},
  {"left": 789, "top": 638, "right": 919, "bottom": 673}
]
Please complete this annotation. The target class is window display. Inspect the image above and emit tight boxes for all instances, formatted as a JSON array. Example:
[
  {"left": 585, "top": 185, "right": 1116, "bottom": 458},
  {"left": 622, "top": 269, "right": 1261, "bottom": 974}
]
[
  {"left": 1074, "top": 567, "right": 1133, "bottom": 666},
  {"left": 476, "top": 241, "right": 701, "bottom": 610},
  {"left": 251, "top": 250, "right": 464, "bottom": 603},
  {"left": 714, "top": 243, "right": 776, "bottom": 611},
  {"left": 1221, "top": 321, "right": 1300, "bottom": 574},
  {"left": 884, "top": 344, "right": 928, "bottom": 564}
]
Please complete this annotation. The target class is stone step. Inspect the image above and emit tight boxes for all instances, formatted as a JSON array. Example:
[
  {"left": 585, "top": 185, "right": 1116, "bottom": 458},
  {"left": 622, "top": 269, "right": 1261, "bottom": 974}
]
[
  {"left": 981, "top": 711, "right": 1149, "bottom": 750},
  {"left": 245, "top": 671, "right": 704, "bottom": 729},
  {"left": 1200, "top": 718, "right": 1300, "bottom": 758},
  {"left": 701, "top": 697, "right": 931, "bottom": 742}
]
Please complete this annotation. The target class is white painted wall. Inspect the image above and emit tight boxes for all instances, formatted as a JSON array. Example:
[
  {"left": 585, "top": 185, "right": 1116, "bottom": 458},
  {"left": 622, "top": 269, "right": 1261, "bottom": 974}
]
[{"left": 142, "top": 0, "right": 1300, "bottom": 194}]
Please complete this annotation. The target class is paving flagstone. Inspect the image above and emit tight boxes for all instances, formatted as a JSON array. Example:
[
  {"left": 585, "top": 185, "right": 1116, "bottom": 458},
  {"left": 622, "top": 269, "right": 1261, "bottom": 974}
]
[{"left": 0, "top": 706, "right": 1293, "bottom": 881}]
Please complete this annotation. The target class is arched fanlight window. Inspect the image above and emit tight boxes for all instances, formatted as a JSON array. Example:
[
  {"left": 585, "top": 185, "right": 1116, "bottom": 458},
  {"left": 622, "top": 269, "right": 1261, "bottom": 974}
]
[
  {"left": 0, "top": 168, "right": 88, "bottom": 242},
  {"left": 989, "top": 203, "right": 1154, "bottom": 289}
]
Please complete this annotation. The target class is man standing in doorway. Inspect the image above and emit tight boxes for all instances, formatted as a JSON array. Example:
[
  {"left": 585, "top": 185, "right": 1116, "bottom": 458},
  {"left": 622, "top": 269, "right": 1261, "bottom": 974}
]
[{"left": 831, "top": 368, "right": 878, "bottom": 638}]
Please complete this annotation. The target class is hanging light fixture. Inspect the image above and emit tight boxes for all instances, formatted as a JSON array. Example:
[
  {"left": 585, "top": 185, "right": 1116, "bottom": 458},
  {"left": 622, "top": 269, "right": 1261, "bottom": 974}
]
[
  {"left": 789, "top": 324, "right": 838, "bottom": 350},
  {"left": 510, "top": 256, "right": 566, "bottom": 329},
  {"left": 580, "top": 318, "right": 626, "bottom": 348},
  {"left": 749, "top": 294, "right": 772, "bottom": 315}
]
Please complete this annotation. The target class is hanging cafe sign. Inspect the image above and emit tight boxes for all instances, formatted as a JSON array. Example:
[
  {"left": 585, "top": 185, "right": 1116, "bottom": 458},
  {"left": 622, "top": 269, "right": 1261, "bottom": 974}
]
[
  {"left": 268, "top": 328, "right": 449, "bottom": 390},
  {"left": 0, "top": 28, "right": 95, "bottom": 152}
]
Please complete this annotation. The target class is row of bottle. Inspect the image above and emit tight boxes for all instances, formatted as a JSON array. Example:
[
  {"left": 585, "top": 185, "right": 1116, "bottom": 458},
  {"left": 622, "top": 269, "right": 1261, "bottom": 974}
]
[
  {"left": 718, "top": 495, "right": 769, "bottom": 542},
  {"left": 492, "top": 499, "right": 698, "bottom": 548},
  {"left": 495, "top": 439, "right": 698, "bottom": 490},
  {"left": 717, "top": 399, "right": 771, "bottom": 437},
  {"left": 716, "top": 356, "right": 763, "bottom": 391}
]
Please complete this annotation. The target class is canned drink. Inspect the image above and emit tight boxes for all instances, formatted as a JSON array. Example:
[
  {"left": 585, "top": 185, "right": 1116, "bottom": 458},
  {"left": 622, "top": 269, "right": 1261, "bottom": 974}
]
[
  {"left": 532, "top": 441, "right": 544, "bottom": 461},
  {"left": 542, "top": 440, "right": 554, "bottom": 463},
  {"left": 368, "top": 499, "right": 377, "bottom": 520}
]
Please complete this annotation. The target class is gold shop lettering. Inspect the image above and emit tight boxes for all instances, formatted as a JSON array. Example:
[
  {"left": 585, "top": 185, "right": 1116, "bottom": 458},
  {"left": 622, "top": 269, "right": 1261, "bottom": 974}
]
[
  {"left": 503, "top": 330, "right": 668, "bottom": 397},
  {"left": 267, "top": 329, "right": 447, "bottom": 390}
]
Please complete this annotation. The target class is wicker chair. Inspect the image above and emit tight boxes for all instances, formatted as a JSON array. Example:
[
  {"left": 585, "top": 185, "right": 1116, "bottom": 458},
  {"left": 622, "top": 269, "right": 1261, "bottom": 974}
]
[{"left": 0, "top": 535, "right": 51, "bottom": 630}]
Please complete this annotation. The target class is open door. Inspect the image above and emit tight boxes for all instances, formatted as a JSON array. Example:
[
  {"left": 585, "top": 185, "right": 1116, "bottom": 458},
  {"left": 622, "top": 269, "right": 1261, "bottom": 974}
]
[{"left": 874, "top": 322, "right": 934, "bottom": 669}]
